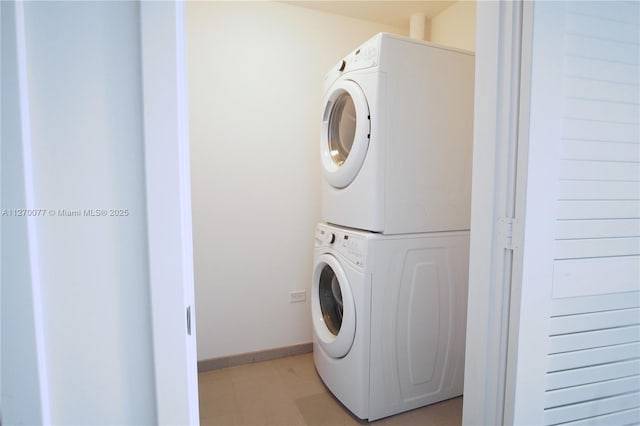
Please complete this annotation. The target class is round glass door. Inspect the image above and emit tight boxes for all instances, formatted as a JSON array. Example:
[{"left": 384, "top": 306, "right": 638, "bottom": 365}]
[
  {"left": 318, "top": 265, "right": 344, "bottom": 335},
  {"left": 321, "top": 79, "right": 370, "bottom": 189},
  {"left": 328, "top": 93, "right": 356, "bottom": 167},
  {"left": 312, "top": 254, "right": 356, "bottom": 358}
]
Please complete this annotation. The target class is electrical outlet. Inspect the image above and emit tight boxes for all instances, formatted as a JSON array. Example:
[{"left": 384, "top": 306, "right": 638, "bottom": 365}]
[{"left": 289, "top": 290, "right": 306, "bottom": 303}]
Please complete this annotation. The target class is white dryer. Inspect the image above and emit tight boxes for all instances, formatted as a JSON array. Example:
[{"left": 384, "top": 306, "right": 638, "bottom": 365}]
[
  {"left": 311, "top": 223, "right": 469, "bottom": 421},
  {"left": 320, "top": 33, "right": 475, "bottom": 234}
]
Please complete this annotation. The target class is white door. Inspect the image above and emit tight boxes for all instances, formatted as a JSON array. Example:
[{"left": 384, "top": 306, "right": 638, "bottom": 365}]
[
  {"left": 464, "top": 1, "right": 639, "bottom": 425},
  {"left": 320, "top": 80, "right": 370, "bottom": 189},
  {"left": 1, "top": 1, "right": 199, "bottom": 424},
  {"left": 507, "top": 2, "right": 640, "bottom": 424}
]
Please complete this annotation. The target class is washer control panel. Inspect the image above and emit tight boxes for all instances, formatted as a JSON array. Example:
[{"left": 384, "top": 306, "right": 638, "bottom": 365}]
[{"left": 315, "top": 224, "right": 367, "bottom": 267}]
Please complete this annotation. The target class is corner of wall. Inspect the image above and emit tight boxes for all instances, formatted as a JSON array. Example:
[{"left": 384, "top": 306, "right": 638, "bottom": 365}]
[{"left": 430, "top": 1, "right": 476, "bottom": 52}]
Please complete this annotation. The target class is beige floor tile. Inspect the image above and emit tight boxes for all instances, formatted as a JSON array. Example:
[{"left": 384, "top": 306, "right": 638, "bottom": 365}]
[
  {"left": 199, "top": 354, "right": 463, "bottom": 426},
  {"left": 200, "top": 412, "right": 245, "bottom": 426},
  {"left": 228, "top": 359, "right": 281, "bottom": 384},
  {"left": 272, "top": 354, "right": 326, "bottom": 399},
  {"left": 372, "top": 397, "right": 463, "bottom": 426},
  {"left": 239, "top": 400, "right": 306, "bottom": 426},
  {"left": 199, "top": 368, "right": 235, "bottom": 399},
  {"left": 272, "top": 354, "right": 316, "bottom": 381},
  {"left": 294, "top": 393, "right": 363, "bottom": 426},
  {"left": 199, "top": 385, "right": 241, "bottom": 419},
  {"left": 234, "top": 378, "right": 292, "bottom": 408},
  {"left": 418, "top": 397, "right": 463, "bottom": 426}
]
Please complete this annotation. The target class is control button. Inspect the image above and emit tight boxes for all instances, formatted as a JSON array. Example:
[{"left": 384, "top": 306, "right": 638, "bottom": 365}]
[
  {"left": 329, "top": 233, "right": 336, "bottom": 244},
  {"left": 338, "top": 60, "right": 346, "bottom": 72}
]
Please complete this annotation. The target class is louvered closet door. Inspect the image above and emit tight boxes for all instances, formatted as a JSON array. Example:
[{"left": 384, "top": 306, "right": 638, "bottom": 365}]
[{"left": 511, "top": 2, "right": 639, "bottom": 424}]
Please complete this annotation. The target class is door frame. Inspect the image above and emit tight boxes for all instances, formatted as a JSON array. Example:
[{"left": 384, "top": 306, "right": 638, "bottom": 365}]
[
  {"left": 462, "top": 1, "right": 531, "bottom": 425},
  {"left": 140, "top": 2, "right": 199, "bottom": 424}
]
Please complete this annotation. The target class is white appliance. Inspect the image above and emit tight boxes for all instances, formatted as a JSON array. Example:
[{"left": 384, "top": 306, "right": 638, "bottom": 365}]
[
  {"left": 312, "top": 223, "right": 469, "bottom": 421},
  {"left": 320, "top": 33, "right": 475, "bottom": 234}
]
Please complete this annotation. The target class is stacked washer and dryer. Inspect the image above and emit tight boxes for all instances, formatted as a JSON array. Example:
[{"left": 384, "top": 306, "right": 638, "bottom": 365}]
[{"left": 311, "top": 33, "right": 475, "bottom": 421}]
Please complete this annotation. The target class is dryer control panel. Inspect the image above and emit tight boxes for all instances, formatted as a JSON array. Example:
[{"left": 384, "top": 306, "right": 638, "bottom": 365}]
[
  {"left": 322, "top": 34, "right": 381, "bottom": 91},
  {"left": 315, "top": 224, "right": 367, "bottom": 267},
  {"left": 339, "top": 35, "right": 380, "bottom": 74}
]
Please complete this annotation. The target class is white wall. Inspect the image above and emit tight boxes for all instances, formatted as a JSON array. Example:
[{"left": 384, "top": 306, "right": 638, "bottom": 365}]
[
  {"left": 187, "top": 1, "right": 405, "bottom": 360},
  {"left": 2, "top": 2, "right": 157, "bottom": 424},
  {"left": 431, "top": 1, "right": 476, "bottom": 52}
]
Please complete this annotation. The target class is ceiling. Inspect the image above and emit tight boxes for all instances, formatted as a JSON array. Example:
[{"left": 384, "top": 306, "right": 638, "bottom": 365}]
[{"left": 281, "top": 1, "right": 456, "bottom": 29}]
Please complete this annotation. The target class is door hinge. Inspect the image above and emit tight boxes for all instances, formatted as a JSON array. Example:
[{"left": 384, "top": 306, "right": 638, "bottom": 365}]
[
  {"left": 186, "top": 305, "right": 192, "bottom": 336},
  {"left": 497, "top": 217, "right": 522, "bottom": 250}
]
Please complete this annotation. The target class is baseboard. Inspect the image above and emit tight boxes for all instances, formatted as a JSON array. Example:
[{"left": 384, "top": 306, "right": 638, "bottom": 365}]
[{"left": 197, "top": 342, "right": 313, "bottom": 372}]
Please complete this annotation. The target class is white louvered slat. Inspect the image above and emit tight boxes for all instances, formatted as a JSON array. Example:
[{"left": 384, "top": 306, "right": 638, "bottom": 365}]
[
  {"left": 564, "top": 34, "right": 639, "bottom": 65},
  {"left": 547, "top": 342, "right": 640, "bottom": 372},
  {"left": 566, "top": 1, "right": 640, "bottom": 25},
  {"left": 551, "top": 407, "right": 640, "bottom": 426},
  {"left": 551, "top": 291, "right": 640, "bottom": 316},
  {"left": 558, "top": 160, "right": 640, "bottom": 182},
  {"left": 561, "top": 141, "right": 640, "bottom": 162},
  {"left": 544, "top": 392, "right": 640, "bottom": 425},
  {"left": 565, "top": 12, "right": 640, "bottom": 44},
  {"left": 564, "top": 78, "right": 639, "bottom": 104},
  {"left": 562, "top": 118, "right": 639, "bottom": 143},
  {"left": 552, "top": 258, "right": 640, "bottom": 298},
  {"left": 554, "top": 237, "right": 640, "bottom": 259},
  {"left": 547, "top": 359, "right": 640, "bottom": 390},
  {"left": 545, "top": 375, "right": 640, "bottom": 408},
  {"left": 564, "top": 55, "right": 639, "bottom": 86},
  {"left": 557, "top": 200, "right": 640, "bottom": 220},
  {"left": 558, "top": 181, "right": 640, "bottom": 200},
  {"left": 549, "top": 308, "right": 640, "bottom": 335},
  {"left": 549, "top": 325, "right": 640, "bottom": 354},
  {"left": 555, "top": 219, "right": 640, "bottom": 239},
  {"left": 564, "top": 98, "right": 639, "bottom": 124}
]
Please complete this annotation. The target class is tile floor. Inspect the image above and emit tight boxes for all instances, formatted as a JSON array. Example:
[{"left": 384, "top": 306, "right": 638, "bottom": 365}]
[{"left": 198, "top": 353, "right": 463, "bottom": 426}]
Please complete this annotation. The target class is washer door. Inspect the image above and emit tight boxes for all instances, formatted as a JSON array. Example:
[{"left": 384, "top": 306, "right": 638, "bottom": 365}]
[
  {"left": 320, "top": 79, "right": 370, "bottom": 189},
  {"left": 312, "top": 254, "right": 356, "bottom": 358}
]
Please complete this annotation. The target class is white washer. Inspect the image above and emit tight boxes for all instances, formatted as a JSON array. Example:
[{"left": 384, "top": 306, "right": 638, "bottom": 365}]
[
  {"left": 321, "top": 33, "right": 475, "bottom": 234},
  {"left": 312, "top": 223, "right": 469, "bottom": 421}
]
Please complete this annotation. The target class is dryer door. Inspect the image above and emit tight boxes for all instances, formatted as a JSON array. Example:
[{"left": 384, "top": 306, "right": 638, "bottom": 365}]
[
  {"left": 321, "top": 79, "right": 370, "bottom": 189},
  {"left": 312, "top": 254, "right": 356, "bottom": 358}
]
